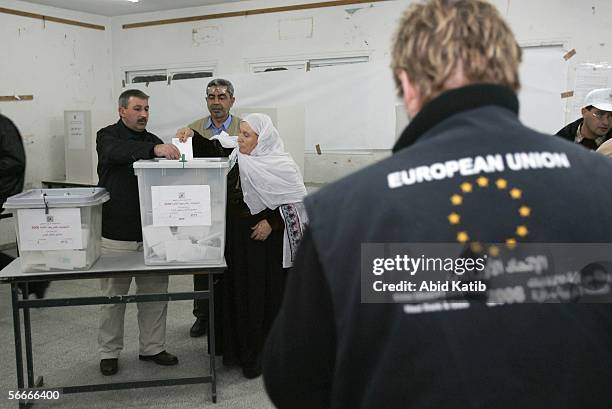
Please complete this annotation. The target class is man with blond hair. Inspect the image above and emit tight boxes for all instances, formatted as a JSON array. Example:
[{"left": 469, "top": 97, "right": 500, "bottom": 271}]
[{"left": 262, "top": 0, "right": 612, "bottom": 408}]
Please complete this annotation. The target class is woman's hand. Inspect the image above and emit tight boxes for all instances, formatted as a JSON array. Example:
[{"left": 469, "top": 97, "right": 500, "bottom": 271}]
[
  {"left": 176, "top": 127, "right": 194, "bottom": 142},
  {"left": 251, "top": 219, "right": 272, "bottom": 241}
]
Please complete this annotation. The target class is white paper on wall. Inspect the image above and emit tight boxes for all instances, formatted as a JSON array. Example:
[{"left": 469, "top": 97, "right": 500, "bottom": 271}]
[
  {"left": 151, "top": 185, "right": 211, "bottom": 227},
  {"left": 67, "top": 111, "right": 86, "bottom": 150},
  {"left": 518, "top": 46, "right": 567, "bottom": 135},
  {"left": 303, "top": 63, "right": 397, "bottom": 150},
  {"left": 17, "top": 208, "right": 83, "bottom": 251},
  {"left": 570, "top": 63, "right": 612, "bottom": 121}
]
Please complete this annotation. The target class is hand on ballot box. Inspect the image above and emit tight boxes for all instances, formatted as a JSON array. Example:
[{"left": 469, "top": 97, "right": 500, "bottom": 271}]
[{"left": 154, "top": 143, "right": 181, "bottom": 160}]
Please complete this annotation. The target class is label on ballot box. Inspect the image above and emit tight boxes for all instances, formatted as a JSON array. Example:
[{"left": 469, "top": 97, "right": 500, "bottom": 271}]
[
  {"left": 17, "top": 208, "right": 83, "bottom": 251},
  {"left": 151, "top": 185, "right": 211, "bottom": 227}
]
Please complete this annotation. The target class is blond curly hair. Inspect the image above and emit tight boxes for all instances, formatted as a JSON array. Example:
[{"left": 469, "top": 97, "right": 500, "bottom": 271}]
[{"left": 391, "top": 0, "right": 522, "bottom": 107}]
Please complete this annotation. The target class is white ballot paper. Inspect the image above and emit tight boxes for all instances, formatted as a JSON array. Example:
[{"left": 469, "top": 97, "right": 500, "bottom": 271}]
[
  {"left": 142, "top": 225, "right": 174, "bottom": 247},
  {"left": 17, "top": 208, "right": 83, "bottom": 251},
  {"left": 172, "top": 137, "right": 193, "bottom": 160},
  {"left": 45, "top": 250, "right": 88, "bottom": 270},
  {"left": 151, "top": 185, "right": 211, "bottom": 227}
]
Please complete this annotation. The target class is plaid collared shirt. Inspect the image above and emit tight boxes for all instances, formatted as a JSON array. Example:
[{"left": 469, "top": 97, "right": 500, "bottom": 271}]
[{"left": 575, "top": 123, "right": 606, "bottom": 147}]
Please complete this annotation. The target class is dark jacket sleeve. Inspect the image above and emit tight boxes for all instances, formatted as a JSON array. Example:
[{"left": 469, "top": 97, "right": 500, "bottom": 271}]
[
  {"left": 263, "top": 228, "right": 336, "bottom": 409},
  {"left": 96, "top": 127, "right": 159, "bottom": 166},
  {"left": 0, "top": 116, "right": 26, "bottom": 178},
  {"left": 192, "top": 130, "right": 233, "bottom": 158},
  {"left": 556, "top": 118, "right": 580, "bottom": 141},
  {"left": 258, "top": 208, "right": 284, "bottom": 231}
]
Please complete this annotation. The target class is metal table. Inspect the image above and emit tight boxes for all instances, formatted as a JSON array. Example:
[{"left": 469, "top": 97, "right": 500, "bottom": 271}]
[{"left": 0, "top": 252, "right": 225, "bottom": 408}]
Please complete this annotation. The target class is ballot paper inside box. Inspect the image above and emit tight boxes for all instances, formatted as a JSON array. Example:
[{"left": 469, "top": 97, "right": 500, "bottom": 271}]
[
  {"left": 2, "top": 188, "right": 109, "bottom": 272},
  {"left": 134, "top": 158, "right": 229, "bottom": 266}
]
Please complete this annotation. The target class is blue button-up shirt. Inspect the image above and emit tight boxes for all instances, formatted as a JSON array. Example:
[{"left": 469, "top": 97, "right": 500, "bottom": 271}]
[{"left": 206, "top": 115, "right": 233, "bottom": 136}]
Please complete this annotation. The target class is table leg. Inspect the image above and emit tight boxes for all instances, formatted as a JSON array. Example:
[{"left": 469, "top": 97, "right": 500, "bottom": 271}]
[
  {"left": 22, "top": 284, "right": 34, "bottom": 388},
  {"left": 11, "top": 283, "right": 25, "bottom": 409},
  {"left": 208, "top": 273, "right": 217, "bottom": 403}
]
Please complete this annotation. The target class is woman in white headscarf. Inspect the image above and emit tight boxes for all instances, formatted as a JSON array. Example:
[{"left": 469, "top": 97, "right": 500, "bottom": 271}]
[
  {"left": 236, "top": 113, "right": 308, "bottom": 264},
  {"left": 219, "top": 113, "right": 307, "bottom": 379}
]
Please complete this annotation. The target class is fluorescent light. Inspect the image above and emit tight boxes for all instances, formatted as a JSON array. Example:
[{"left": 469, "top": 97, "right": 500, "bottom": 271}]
[{"left": 126, "top": 0, "right": 139, "bottom": 3}]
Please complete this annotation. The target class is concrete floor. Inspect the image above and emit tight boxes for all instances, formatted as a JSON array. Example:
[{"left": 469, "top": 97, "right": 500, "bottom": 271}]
[{"left": 0, "top": 250, "right": 275, "bottom": 409}]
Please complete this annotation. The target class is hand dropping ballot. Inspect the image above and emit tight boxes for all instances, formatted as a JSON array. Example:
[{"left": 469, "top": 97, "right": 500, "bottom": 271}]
[
  {"left": 211, "top": 131, "right": 239, "bottom": 168},
  {"left": 172, "top": 137, "right": 193, "bottom": 160},
  {"left": 211, "top": 131, "right": 238, "bottom": 148}
]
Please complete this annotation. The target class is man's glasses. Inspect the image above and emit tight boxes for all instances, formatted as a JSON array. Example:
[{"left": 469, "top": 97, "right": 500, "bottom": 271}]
[{"left": 590, "top": 109, "right": 612, "bottom": 121}]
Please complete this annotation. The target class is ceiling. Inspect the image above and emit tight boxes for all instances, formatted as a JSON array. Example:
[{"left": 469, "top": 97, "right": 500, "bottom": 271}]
[{"left": 17, "top": 0, "right": 247, "bottom": 17}]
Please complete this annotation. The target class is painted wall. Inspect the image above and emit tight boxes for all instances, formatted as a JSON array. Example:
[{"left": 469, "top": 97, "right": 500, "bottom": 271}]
[
  {"left": 110, "top": 0, "right": 612, "bottom": 182},
  {"left": 2, "top": 0, "right": 612, "bottom": 245},
  {"left": 110, "top": 0, "right": 405, "bottom": 189},
  {"left": 0, "top": 0, "right": 113, "bottom": 245}
]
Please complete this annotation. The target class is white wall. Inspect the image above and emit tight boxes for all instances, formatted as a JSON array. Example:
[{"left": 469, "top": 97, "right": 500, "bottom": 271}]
[
  {"left": 110, "top": 0, "right": 401, "bottom": 78},
  {"left": 2, "top": 0, "right": 612, "bottom": 245},
  {"left": 0, "top": 0, "right": 113, "bottom": 245},
  {"left": 505, "top": 0, "right": 612, "bottom": 123},
  {"left": 110, "top": 0, "right": 612, "bottom": 182},
  {"left": 109, "top": 0, "right": 406, "bottom": 187}
]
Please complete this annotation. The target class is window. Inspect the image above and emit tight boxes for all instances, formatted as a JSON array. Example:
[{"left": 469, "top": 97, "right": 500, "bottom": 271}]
[
  {"left": 172, "top": 71, "right": 213, "bottom": 80},
  {"left": 249, "top": 55, "right": 369, "bottom": 74},
  {"left": 250, "top": 61, "right": 308, "bottom": 74},
  {"left": 127, "top": 70, "right": 167, "bottom": 84},
  {"left": 309, "top": 56, "right": 369, "bottom": 69},
  {"left": 124, "top": 65, "right": 215, "bottom": 85}
]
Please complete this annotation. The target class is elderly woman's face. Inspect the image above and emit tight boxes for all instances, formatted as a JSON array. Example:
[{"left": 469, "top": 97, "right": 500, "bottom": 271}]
[{"left": 238, "top": 121, "right": 259, "bottom": 155}]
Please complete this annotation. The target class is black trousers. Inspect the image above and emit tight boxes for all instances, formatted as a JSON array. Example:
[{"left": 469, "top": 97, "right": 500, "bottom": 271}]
[
  {"left": 193, "top": 274, "right": 209, "bottom": 320},
  {"left": 194, "top": 274, "right": 225, "bottom": 356}
]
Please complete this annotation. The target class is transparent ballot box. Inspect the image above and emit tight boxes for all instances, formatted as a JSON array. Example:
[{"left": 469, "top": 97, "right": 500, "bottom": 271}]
[
  {"left": 2, "top": 188, "right": 110, "bottom": 272},
  {"left": 133, "top": 158, "right": 229, "bottom": 265}
]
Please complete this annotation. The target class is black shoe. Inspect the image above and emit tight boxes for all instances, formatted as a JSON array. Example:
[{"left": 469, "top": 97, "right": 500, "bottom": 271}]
[
  {"left": 242, "top": 363, "right": 262, "bottom": 379},
  {"left": 190, "top": 317, "right": 208, "bottom": 338},
  {"left": 100, "top": 358, "right": 118, "bottom": 376},
  {"left": 139, "top": 350, "right": 178, "bottom": 366}
]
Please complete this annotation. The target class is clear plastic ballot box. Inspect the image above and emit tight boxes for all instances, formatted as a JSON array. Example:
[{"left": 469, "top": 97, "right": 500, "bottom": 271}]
[
  {"left": 2, "top": 188, "right": 110, "bottom": 272},
  {"left": 133, "top": 158, "right": 229, "bottom": 265}
]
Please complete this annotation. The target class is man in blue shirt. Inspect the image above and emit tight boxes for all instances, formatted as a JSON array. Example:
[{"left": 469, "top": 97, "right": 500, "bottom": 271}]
[{"left": 176, "top": 79, "right": 242, "bottom": 338}]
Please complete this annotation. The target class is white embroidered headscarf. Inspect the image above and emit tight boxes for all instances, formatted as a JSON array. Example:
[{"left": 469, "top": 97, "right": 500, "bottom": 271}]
[{"left": 237, "top": 113, "right": 307, "bottom": 214}]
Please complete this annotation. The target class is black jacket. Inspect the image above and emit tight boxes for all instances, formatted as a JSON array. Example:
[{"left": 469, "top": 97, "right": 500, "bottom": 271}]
[
  {"left": 0, "top": 114, "right": 25, "bottom": 213},
  {"left": 556, "top": 117, "right": 612, "bottom": 149},
  {"left": 263, "top": 85, "right": 612, "bottom": 409},
  {"left": 96, "top": 120, "right": 161, "bottom": 241}
]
